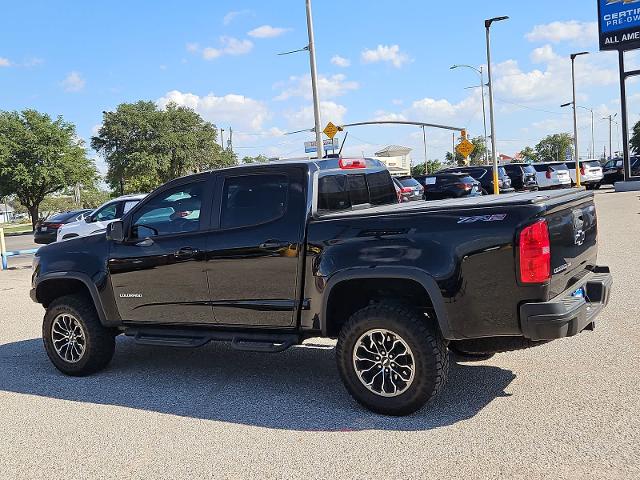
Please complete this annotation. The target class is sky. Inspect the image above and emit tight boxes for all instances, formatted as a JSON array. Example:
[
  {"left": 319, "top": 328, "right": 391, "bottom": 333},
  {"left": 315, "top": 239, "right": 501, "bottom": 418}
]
[{"left": 0, "top": 0, "right": 636, "bottom": 173}]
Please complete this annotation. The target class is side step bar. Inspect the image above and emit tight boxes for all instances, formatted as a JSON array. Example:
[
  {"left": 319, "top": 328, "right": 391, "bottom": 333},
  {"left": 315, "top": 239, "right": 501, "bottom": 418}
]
[{"left": 124, "top": 327, "right": 300, "bottom": 353}]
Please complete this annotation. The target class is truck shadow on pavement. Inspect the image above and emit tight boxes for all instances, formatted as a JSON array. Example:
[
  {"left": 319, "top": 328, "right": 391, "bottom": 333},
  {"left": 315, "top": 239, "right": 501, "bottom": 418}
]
[{"left": 0, "top": 337, "right": 515, "bottom": 431}]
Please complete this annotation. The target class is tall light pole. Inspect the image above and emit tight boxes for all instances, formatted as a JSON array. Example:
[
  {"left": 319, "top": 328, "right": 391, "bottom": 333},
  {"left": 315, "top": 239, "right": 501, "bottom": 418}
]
[
  {"left": 561, "top": 102, "right": 595, "bottom": 159},
  {"left": 305, "top": 0, "right": 323, "bottom": 159},
  {"left": 422, "top": 126, "right": 428, "bottom": 173},
  {"left": 485, "top": 16, "right": 509, "bottom": 195},
  {"left": 568, "top": 51, "right": 589, "bottom": 187},
  {"left": 451, "top": 64, "right": 489, "bottom": 164}
]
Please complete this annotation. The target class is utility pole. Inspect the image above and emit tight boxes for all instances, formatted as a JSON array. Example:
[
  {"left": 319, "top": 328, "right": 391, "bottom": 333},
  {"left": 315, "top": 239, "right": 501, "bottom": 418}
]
[
  {"left": 228, "top": 127, "right": 233, "bottom": 151},
  {"left": 485, "top": 16, "right": 509, "bottom": 195},
  {"left": 220, "top": 128, "right": 225, "bottom": 150},
  {"left": 570, "top": 51, "right": 589, "bottom": 187},
  {"left": 422, "top": 126, "right": 428, "bottom": 174},
  {"left": 306, "top": 0, "right": 323, "bottom": 159},
  {"left": 603, "top": 114, "right": 617, "bottom": 160}
]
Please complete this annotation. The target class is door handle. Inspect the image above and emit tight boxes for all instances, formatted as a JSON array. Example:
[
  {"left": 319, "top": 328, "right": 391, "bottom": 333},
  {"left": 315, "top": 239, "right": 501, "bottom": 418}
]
[
  {"left": 259, "top": 240, "right": 289, "bottom": 251},
  {"left": 174, "top": 247, "right": 198, "bottom": 259}
]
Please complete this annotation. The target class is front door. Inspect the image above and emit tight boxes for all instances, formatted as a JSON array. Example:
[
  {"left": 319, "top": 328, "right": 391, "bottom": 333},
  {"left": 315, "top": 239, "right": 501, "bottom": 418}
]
[
  {"left": 109, "top": 178, "right": 215, "bottom": 325},
  {"left": 206, "top": 167, "right": 306, "bottom": 328}
]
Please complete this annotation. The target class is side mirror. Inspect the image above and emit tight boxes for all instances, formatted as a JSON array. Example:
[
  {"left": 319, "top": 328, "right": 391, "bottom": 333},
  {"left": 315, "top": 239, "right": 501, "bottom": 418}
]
[
  {"left": 106, "top": 221, "right": 125, "bottom": 243},
  {"left": 85, "top": 215, "right": 93, "bottom": 223}
]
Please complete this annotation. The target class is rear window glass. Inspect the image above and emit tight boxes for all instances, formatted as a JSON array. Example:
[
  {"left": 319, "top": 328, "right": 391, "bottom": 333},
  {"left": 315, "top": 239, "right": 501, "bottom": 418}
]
[
  {"left": 583, "top": 161, "right": 601, "bottom": 168},
  {"left": 533, "top": 164, "right": 550, "bottom": 172},
  {"left": 347, "top": 174, "right": 369, "bottom": 206},
  {"left": 504, "top": 165, "right": 519, "bottom": 173},
  {"left": 398, "top": 177, "right": 420, "bottom": 188},
  {"left": 551, "top": 163, "right": 569, "bottom": 171},
  {"left": 367, "top": 171, "right": 398, "bottom": 205},
  {"left": 523, "top": 165, "right": 536, "bottom": 174},
  {"left": 318, "top": 171, "right": 397, "bottom": 211},
  {"left": 565, "top": 162, "right": 576, "bottom": 169},
  {"left": 48, "top": 211, "right": 77, "bottom": 223}
]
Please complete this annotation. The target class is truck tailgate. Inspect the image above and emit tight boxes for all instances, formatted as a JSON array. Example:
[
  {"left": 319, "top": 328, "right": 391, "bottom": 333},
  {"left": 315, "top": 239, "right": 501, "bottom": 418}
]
[{"left": 544, "top": 191, "right": 598, "bottom": 299}]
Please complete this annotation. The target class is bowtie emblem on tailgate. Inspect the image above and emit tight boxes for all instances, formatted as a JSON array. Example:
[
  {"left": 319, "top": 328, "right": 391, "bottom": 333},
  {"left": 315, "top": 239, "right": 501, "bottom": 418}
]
[{"left": 573, "top": 210, "right": 586, "bottom": 246}]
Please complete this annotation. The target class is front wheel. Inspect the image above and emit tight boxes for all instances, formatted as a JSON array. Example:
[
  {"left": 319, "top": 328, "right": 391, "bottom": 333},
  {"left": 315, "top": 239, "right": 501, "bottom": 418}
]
[
  {"left": 43, "top": 295, "right": 116, "bottom": 376},
  {"left": 336, "top": 304, "right": 449, "bottom": 416}
]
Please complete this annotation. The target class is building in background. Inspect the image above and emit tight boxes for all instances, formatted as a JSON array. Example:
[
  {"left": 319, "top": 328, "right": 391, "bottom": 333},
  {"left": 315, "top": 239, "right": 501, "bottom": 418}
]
[
  {"left": 374, "top": 145, "right": 412, "bottom": 177},
  {"left": 0, "top": 204, "right": 15, "bottom": 224}
]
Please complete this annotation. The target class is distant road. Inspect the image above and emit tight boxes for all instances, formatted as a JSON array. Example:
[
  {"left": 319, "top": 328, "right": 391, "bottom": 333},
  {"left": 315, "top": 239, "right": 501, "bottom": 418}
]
[{"left": 3, "top": 233, "right": 38, "bottom": 268}]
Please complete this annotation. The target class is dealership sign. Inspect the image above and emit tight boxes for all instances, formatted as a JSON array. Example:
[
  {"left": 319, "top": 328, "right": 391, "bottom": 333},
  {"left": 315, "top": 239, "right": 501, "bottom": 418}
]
[{"left": 599, "top": 0, "right": 640, "bottom": 51}]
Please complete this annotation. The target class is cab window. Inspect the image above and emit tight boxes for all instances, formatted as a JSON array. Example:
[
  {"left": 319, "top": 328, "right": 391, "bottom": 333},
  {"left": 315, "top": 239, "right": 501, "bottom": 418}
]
[
  {"left": 93, "top": 203, "right": 118, "bottom": 222},
  {"left": 131, "top": 183, "right": 204, "bottom": 238}
]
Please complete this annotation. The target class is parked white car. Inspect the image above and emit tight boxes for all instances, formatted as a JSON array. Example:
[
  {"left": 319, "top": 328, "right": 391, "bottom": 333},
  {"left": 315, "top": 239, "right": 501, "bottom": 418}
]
[
  {"left": 532, "top": 162, "right": 572, "bottom": 190},
  {"left": 56, "top": 194, "right": 146, "bottom": 241},
  {"left": 564, "top": 160, "right": 604, "bottom": 189}
]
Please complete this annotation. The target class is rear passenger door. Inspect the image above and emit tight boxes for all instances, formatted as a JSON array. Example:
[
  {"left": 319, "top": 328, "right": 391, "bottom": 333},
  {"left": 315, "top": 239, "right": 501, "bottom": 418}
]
[{"left": 206, "top": 167, "right": 307, "bottom": 328}]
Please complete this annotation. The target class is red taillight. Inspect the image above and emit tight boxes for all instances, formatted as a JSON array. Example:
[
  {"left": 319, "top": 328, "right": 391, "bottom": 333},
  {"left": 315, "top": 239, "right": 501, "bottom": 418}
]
[
  {"left": 46, "top": 223, "right": 63, "bottom": 229},
  {"left": 519, "top": 220, "right": 551, "bottom": 284},
  {"left": 545, "top": 169, "right": 552, "bottom": 179},
  {"left": 454, "top": 183, "right": 472, "bottom": 190},
  {"left": 580, "top": 165, "right": 585, "bottom": 176},
  {"left": 400, "top": 187, "right": 413, "bottom": 193},
  {"left": 339, "top": 158, "right": 366, "bottom": 169}
]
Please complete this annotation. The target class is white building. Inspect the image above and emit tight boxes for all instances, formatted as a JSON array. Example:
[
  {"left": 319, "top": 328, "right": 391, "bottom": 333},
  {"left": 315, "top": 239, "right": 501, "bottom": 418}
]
[
  {"left": 0, "top": 204, "right": 14, "bottom": 224},
  {"left": 374, "top": 145, "right": 412, "bottom": 177}
]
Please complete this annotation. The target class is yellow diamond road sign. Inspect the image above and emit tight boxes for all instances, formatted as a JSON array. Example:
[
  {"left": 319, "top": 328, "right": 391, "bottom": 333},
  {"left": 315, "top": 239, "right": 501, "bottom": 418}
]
[
  {"left": 323, "top": 122, "right": 339, "bottom": 139},
  {"left": 456, "top": 139, "right": 475, "bottom": 158}
]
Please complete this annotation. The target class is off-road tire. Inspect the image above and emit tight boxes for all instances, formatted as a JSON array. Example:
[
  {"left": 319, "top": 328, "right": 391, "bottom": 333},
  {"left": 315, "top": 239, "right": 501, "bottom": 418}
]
[
  {"left": 43, "top": 295, "right": 116, "bottom": 376},
  {"left": 336, "top": 303, "right": 449, "bottom": 416}
]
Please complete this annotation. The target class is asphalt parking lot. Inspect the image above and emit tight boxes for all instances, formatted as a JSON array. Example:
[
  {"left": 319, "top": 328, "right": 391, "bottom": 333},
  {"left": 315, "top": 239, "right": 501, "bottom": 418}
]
[{"left": 1, "top": 189, "right": 639, "bottom": 480}]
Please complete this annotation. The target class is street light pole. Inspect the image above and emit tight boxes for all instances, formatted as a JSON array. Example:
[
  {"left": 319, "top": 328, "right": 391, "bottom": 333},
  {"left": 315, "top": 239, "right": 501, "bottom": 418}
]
[
  {"left": 450, "top": 64, "right": 489, "bottom": 164},
  {"left": 305, "top": 0, "right": 323, "bottom": 159},
  {"left": 570, "top": 52, "right": 589, "bottom": 187},
  {"left": 422, "top": 125, "right": 428, "bottom": 174},
  {"left": 485, "top": 16, "right": 509, "bottom": 195}
]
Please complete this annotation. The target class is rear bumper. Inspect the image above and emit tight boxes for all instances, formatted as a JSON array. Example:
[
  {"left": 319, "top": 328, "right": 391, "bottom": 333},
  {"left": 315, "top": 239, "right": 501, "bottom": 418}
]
[
  {"left": 33, "top": 231, "right": 57, "bottom": 244},
  {"left": 520, "top": 266, "right": 613, "bottom": 341}
]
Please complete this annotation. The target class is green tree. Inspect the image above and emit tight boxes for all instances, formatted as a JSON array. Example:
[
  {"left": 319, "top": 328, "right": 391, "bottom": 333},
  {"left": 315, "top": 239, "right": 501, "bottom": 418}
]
[
  {"left": 519, "top": 146, "right": 537, "bottom": 163},
  {"left": 630, "top": 120, "right": 640, "bottom": 155},
  {"left": 92, "top": 101, "right": 236, "bottom": 194},
  {"left": 0, "top": 109, "right": 97, "bottom": 229},
  {"left": 411, "top": 160, "right": 442, "bottom": 176},
  {"left": 535, "top": 133, "right": 573, "bottom": 162},
  {"left": 242, "top": 154, "right": 269, "bottom": 164}
]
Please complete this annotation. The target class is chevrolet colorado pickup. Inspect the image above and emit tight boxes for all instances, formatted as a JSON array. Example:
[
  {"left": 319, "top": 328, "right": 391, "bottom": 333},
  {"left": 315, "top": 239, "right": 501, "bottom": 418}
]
[{"left": 31, "top": 158, "right": 613, "bottom": 415}]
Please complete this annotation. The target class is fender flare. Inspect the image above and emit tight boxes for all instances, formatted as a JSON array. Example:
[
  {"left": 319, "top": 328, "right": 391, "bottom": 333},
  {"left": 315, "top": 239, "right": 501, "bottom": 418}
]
[
  {"left": 35, "top": 271, "right": 108, "bottom": 325},
  {"left": 321, "top": 266, "right": 452, "bottom": 339}
]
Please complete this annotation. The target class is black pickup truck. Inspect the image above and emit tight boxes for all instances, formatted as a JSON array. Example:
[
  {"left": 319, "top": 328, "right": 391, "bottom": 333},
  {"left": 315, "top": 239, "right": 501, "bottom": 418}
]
[{"left": 31, "top": 158, "right": 612, "bottom": 415}]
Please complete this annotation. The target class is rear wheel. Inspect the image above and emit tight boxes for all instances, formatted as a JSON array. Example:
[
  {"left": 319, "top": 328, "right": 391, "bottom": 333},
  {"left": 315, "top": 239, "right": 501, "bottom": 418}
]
[
  {"left": 42, "top": 295, "right": 116, "bottom": 376},
  {"left": 336, "top": 303, "right": 449, "bottom": 416}
]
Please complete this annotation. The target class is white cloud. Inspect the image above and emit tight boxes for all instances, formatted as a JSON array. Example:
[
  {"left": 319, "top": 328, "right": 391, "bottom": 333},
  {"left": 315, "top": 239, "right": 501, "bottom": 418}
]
[
  {"left": 0, "top": 57, "right": 11, "bottom": 67},
  {"left": 157, "top": 90, "right": 270, "bottom": 132},
  {"left": 188, "top": 37, "right": 254, "bottom": 60},
  {"left": 526, "top": 21, "right": 598, "bottom": 46},
  {"left": 530, "top": 44, "right": 557, "bottom": 64},
  {"left": 248, "top": 25, "right": 290, "bottom": 38},
  {"left": 331, "top": 55, "right": 351, "bottom": 68},
  {"left": 220, "top": 36, "right": 253, "bottom": 55},
  {"left": 223, "top": 10, "right": 253, "bottom": 26},
  {"left": 361, "top": 45, "right": 409, "bottom": 68},
  {"left": 373, "top": 111, "right": 407, "bottom": 122},
  {"left": 275, "top": 74, "right": 359, "bottom": 101},
  {"left": 61, "top": 71, "right": 85, "bottom": 92},
  {"left": 285, "top": 101, "right": 347, "bottom": 128},
  {"left": 493, "top": 46, "right": 617, "bottom": 105},
  {"left": 202, "top": 47, "right": 222, "bottom": 60}
]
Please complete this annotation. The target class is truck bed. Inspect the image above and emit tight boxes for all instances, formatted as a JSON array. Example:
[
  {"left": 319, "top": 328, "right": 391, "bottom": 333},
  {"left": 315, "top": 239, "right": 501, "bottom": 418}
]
[{"left": 316, "top": 189, "right": 592, "bottom": 219}]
